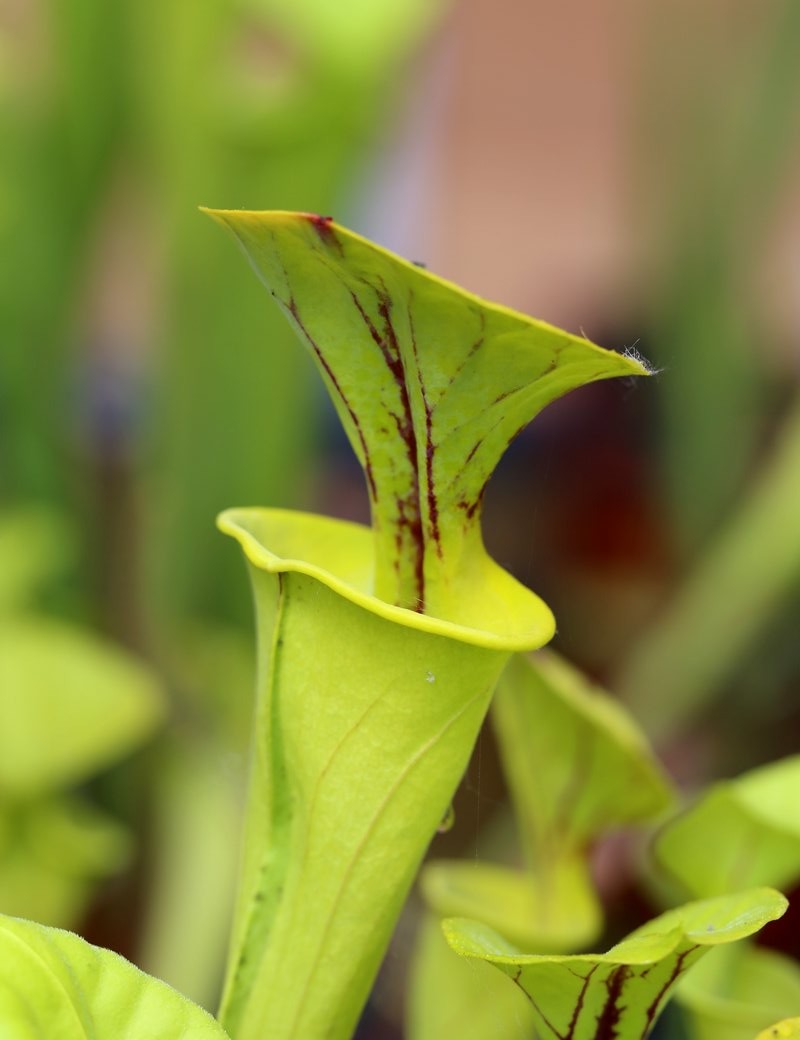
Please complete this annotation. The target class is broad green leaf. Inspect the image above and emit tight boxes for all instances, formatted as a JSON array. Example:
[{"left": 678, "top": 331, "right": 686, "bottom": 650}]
[
  {"left": 0, "top": 618, "right": 164, "bottom": 797},
  {"left": 205, "top": 209, "right": 647, "bottom": 616},
  {"left": 443, "top": 888, "right": 788, "bottom": 1040},
  {"left": 653, "top": 755, "right": 800, "bottom": 898},
  {"left": 408, "top": 913, "right": 537, "bottom": 1040},
  {"left": 0, "top": 795, "right": 129, "bottom": 928},
  {"left": 757, "top": 1020, "right": 800, "bottom": 1040},
  {"left": 677, "top": 944, "right": 800, "bottom": 1040},
  {"left": 494, "top": 651, "right": 673, "bottom": 868},
  {"left": 0, "top": 914, "right": 231, "bottom": 1038},
  {"left": 421, "top": 857, "right": 601, "bottom": 953}
]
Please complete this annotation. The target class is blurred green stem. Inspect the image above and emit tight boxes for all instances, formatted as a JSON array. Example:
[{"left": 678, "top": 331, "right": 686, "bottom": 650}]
[
  {"left": 640, "top": 0, "right": 800, "bottom": 551},
  {"left": 617, "top": 398, "right": 800, "bottom": 737}
]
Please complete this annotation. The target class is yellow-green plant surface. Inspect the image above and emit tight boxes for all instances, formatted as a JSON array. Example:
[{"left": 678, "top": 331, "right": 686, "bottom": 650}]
[
  {"left": 652, "top": 757, "right": 800, "bottom": 1039},
  {"left": 678, "top": 944, "right": 800, "bottom": 1040},
  {"left": 654, "top": 755, "right": 800, "bottom": 898},
  {"left": 205, "top": 210, "right": 649, "bottom": 1040},
  {"left": 0, "top": 915, "right": 231, "bottom": 1039},
  {"left": 757, "top": 1019, "right": 800, "bottom": 1040},
  {"left": 444, "top": 889, "right": 788, "bottom": 1040},
  {"left": 205, "top": 209, "right": 646, "bottom": 619},
  {"left": 411, "top": 649, "right": 674, "bottom": 1039},
  {"left": 408, "top": 915, "right": 537, "bottom": 1040}
]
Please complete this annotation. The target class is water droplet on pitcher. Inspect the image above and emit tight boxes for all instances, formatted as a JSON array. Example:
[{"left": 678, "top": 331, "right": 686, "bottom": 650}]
[{"left": 438, "top": 803, "right": 455, "bottom": 833}]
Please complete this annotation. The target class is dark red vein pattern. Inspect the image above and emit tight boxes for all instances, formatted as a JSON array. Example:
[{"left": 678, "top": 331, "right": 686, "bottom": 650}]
[
  {"left": 285, "top": 297, "right": 377, "bottom": 502},
  {"left": 273, "top": 212, "right": 625, "bottom": 616},
  {"left": 508, "top": 950, "right": 697, "bottom": 1040}
]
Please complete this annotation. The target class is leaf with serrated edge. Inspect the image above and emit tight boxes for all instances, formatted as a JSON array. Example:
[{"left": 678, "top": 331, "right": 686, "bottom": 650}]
[
  {"left": 0, "top": 914, "right": 231, "bottom": 1038},
  {"left": 443, "top": 889, "right": 788, "bottom": 1040},
  {"left": 204, "top": 209, "right": 648, "bottom": 617}
]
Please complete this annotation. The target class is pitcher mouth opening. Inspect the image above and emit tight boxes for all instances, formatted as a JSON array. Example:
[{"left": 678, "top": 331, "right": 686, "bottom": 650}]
[{"left": 218, "top": 507, "right": 555, "bottom": 653}]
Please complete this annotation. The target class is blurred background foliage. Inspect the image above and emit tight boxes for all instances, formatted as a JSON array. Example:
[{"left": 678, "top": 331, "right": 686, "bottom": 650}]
[{"left": 1, "top": 0, "right": 799, "bottom": 1036}]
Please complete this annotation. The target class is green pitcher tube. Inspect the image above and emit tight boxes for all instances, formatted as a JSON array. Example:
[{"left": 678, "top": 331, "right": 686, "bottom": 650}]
[
  {"left": 217, "top": 508, "right": 554, "bottom": 1040},
  {"left": 206, "top": 210, "right": 649, "bottom": 1040}
]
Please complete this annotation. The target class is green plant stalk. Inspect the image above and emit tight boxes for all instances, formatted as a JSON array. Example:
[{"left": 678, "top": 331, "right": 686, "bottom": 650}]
[
  {"left": 129, "top": 0, "right": 443, "bottom": 628},
  {"left": 0, "top": 0, "right": 126, "bottom": 506},
  {"left": 617, "top": 399, "right": 800, "bottom": 736},
  {"left": 638, "top": 2, "right": 800, "bottom": 549},
  {"left": 207, "top": 211, "right": 648, "bottom": 1040}
]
